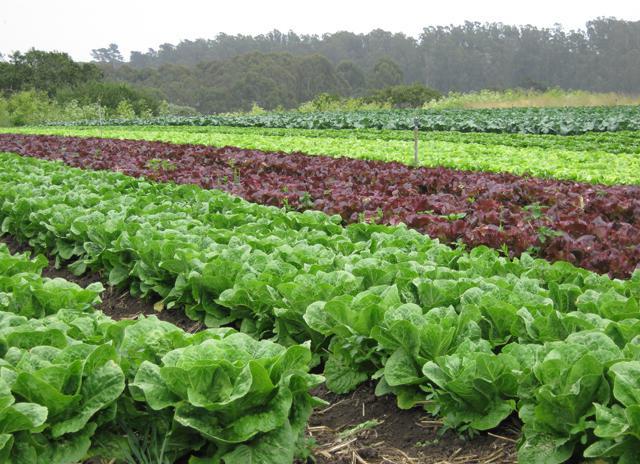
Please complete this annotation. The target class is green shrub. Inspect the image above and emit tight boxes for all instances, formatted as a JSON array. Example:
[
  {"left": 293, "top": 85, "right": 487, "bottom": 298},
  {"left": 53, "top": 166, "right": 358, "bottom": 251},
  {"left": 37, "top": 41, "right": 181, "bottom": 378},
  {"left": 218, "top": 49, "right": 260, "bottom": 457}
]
[
  {"left": 0, "top": 88, "right": 173, "bottom": 126},
  {"left": 366, "top": 83, "right": 442, "bottom": 108},
  {"left": 249, "top": 102, "right": 267, "bottom": 114},
  {"left": 298, "top": 93, "right": 391, "bottom": 112},
  {"left": 55, "top": 99, "right": 105, "bottom": 121},
  {"left": 114, "top": 100, "right": 137, "bottom": 119},
  {"left": 158, "top": 101, "right": 200, "bottom": 117},
  {"left": 6, "top": 90, "right": 53, "bottom": 126},
  {"left": 0, "top": 97, "right": 10, "bottom": 126},
  {"left": 56, "top": 81, "right": 162, "bottom": 115}
]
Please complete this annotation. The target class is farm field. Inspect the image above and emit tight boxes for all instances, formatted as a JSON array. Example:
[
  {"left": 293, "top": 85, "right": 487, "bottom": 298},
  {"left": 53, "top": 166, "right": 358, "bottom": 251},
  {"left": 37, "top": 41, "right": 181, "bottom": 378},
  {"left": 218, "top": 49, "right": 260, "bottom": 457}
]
[
  {"left": 4, "top": 125, "right": 640, "bottom": 185},
  {"left": 8, "top": 124, "right": 640, "bottom": 153},
  {"left": 0, "top": 104, "right": 639, "bottom": 464},
  {"left": 0, "top": 135, "right": 640, "bottom": 463},
  {"left": 3, "top": 4, "right": 640, "bottom": 463},
  {"left": 1, "top": 133, "right": 639, "bottom": 277}
]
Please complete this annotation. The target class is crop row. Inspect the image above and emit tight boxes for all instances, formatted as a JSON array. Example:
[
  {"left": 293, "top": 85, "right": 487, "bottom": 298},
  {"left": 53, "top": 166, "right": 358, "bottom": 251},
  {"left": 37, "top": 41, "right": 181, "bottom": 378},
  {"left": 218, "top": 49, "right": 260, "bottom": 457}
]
[
  {"left": 135, "top": 125, "right": 640, "bottom": 154},
  {"left": 10, "top": 125, "right": 640, "bottom": 154},
  {"left": 1, "top": 133, "right": 639, "bottom": 277},
  {"left": 0, "top": 242, "right": 322, "bottom": 463},
  {"left": 1, "top": 152, "right": 640, "bottom": 462},
  {"left": 158, "top": 125, "right": 640, "bottom": 154},
  {"left": 5, "top": 125, "right": 640, "bottom": 186},
  {"left": 44, "top": 106, "right": 640, "bottom": 135}
]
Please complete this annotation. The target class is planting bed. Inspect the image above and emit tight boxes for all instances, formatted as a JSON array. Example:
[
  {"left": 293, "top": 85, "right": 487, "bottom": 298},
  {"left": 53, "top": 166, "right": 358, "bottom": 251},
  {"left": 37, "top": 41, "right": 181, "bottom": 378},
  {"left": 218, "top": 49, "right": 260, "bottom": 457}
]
[
  {"left": 308, "top": 382, "right": 518, "bottom": 464},
  {"left": 1, "top": 133, "right": 638, "bottom": 277},
  {"left": 0, "top": 235, "right": 518, "bottom": 464},
  {"left": 0, "top": 240, "right": 324, "bottom": 463}
]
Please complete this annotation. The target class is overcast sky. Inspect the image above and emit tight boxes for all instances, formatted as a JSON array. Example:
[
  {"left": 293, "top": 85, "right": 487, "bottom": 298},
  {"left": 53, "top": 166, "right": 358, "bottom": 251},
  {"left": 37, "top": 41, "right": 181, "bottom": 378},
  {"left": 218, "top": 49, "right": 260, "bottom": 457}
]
[{"left": 1, "top": 0, "right": 637, "bottom": 61}]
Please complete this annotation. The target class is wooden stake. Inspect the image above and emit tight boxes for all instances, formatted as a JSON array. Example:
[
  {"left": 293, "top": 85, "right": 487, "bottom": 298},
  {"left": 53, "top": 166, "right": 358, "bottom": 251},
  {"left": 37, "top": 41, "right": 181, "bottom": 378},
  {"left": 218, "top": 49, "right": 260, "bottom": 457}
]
[{"left": 413, "top": 117, "right": 419, "bottom": 166}]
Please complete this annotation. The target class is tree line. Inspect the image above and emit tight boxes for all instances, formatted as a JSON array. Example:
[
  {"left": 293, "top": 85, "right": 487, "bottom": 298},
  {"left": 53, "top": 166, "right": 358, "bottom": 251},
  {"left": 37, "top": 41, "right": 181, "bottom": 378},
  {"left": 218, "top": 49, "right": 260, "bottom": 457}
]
[
  {"left": 1, "top": 18, "right": 638, "bottom": 117},
  {"left": 99, "top": 52, "right": 428, "bottom": 113},
  {"left": 96, "top": 17, "right": 639, "bottom": 94},
  {"left": 0, "top": 50, "right": 168, "bottom": 125}
]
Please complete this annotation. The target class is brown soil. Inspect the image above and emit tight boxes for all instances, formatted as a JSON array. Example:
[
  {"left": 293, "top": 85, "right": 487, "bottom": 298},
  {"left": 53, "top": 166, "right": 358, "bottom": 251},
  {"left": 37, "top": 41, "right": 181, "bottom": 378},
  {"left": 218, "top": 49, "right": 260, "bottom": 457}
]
[
  {"left": 305, "top": 382, "right": 518, "bottom": 464},
  {"left": 1, "top": 234, "right": 198, "bottom": 331},
  {"left": 1, "top": 234, "right": 519, "bottom": 463}
]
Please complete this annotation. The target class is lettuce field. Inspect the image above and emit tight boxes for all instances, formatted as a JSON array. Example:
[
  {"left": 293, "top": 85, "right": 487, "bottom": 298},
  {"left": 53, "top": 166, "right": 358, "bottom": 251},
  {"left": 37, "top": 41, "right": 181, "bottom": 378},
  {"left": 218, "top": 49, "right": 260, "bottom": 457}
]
[{"left": 0, "top": 108, "right": 639, "bottom": 464}]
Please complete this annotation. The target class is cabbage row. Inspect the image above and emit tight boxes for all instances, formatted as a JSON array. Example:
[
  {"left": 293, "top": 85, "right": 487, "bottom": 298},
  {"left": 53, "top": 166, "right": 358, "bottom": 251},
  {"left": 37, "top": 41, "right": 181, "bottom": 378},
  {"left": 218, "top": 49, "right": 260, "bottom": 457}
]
[
  {"left": 2, "top": 152, "right": 640, "bottom": 463},
  {"left": 43, "top": 106, "right": 640, "bottom": 135},
  {"left": 0, "top": 243, "right": 322, "bottom": 463}
]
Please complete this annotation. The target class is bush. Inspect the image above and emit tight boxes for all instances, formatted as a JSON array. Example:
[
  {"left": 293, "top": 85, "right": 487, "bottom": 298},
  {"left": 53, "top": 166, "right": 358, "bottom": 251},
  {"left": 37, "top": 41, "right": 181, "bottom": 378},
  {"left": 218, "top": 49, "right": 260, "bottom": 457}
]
[
  {"left": 5, "top": 90, "right": 53, "bottom": 126},
  {"left": 56, "top": 81, "right": 162, "bottom": 115},
  {"left": 114, "top": 100, "right": 137, "bottom": 119},
  {"left": 0, "top": 97, "right": 10, "bottom": 126},
  {"left": 366, "top": 83, "right": 442, "bottom": 108},
  {"left": 54, "top": 99, "right": 105, "bottom": 121},
  {"left": 0, "top": 90, "right": 164, "bottom": 127},
  {"left": 250, "top": 102, "right": 267, "bottom": 114},
  {"left": 298, "top": 93, "right": 391, "bottom": 112},
  {"left": 158, "top": 101, "right": 200, "bottom": 117}
]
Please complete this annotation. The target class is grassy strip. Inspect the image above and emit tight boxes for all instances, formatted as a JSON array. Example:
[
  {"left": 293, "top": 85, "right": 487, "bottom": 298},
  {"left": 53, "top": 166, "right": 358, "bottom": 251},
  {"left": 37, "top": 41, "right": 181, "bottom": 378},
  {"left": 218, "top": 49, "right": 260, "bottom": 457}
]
[{"left": 425, "top": 89, "right": 640, "bottom": 109}]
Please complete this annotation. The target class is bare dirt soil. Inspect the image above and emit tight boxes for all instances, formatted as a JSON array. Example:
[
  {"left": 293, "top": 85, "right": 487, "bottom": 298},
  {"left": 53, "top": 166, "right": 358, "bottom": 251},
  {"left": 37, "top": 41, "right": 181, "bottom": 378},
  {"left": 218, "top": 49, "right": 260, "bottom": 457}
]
[
  {"left": 305, "top": 382, "right": 518, "bottom": 464},
  {"left": 2, "top": 234, "right": 198, "bottom": 331}
]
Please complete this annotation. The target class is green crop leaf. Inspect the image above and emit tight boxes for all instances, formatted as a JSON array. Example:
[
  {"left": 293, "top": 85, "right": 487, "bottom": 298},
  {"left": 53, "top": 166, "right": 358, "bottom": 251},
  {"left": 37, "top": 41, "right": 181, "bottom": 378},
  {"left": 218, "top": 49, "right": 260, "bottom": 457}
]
[{"left": 220, "top": 422, "right": 296, "bottom": 464}]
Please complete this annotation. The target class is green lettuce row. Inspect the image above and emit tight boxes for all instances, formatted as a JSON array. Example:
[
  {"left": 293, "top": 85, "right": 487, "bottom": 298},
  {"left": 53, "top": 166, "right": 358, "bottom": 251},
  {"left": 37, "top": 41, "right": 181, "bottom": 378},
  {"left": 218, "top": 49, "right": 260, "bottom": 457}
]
[
  {"left": 0, "top": 243, "right": 47, "bottom": 276},
  {"left": 307, "top": 284, "right": 640, "bottom": 463},
  {"left": 7, "top": 125, "right": 640, "bottom": 155},
  {"left": 4, "top": 124, "right": 640, "bottom": 185},
  {"left": 0, "top": 311, "right": 323, "bottom": 463},
  {"left": 1, "top": 152, "right": 640, "bottom": 462},
  {"left": 0, "top": 240, "right": 323, "bottom": 463},
  {"left": 0, "top": 243, "right": 103, "bottom": 318}
]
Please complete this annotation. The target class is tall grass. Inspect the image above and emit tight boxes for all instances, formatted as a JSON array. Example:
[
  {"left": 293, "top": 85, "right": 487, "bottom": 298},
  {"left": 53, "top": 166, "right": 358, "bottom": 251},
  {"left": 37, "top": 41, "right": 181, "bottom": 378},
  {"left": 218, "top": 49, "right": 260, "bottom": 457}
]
[{"left": 425, "top": 88, "right": 640, "bottom": 109}]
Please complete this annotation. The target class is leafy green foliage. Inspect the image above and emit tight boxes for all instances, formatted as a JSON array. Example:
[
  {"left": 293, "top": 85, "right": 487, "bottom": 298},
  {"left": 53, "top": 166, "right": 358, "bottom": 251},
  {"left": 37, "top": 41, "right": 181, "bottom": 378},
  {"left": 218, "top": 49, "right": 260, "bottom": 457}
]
[
  {"left": 297, "top": 93, "right": 392, "bottom": 112},
  {"left": 0, "top": 243, "right": 103, "bottom": 318},
  {"left": 366, "top": 83, "right": 441, "bottom": 107},
  {"left": 0, "top": 90, "right": 159, "bottom": 127},
  {"left": 56, "top": 81, "right": 161, "bottom": 116},
  {"left": 3, "top": 153, "right": 640, "bottom": 461},
  {"left": 426, "top": 88, "right": 640, "bottom": 110},
  {"left": 0, "top": 49, "right": 101, "bottom": 97},
  {"left": 42, "top": 105, "right": 640, "bottom": 135},
  {"left": 0, "top": 238, "right": 322, "bottom": 463}
]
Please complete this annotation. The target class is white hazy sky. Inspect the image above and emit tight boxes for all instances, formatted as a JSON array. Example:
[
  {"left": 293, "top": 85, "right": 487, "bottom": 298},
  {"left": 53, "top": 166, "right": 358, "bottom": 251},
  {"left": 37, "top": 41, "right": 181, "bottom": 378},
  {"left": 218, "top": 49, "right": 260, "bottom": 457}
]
[{"left": 1, "top": 0, "right": 637, "bottom": 61}]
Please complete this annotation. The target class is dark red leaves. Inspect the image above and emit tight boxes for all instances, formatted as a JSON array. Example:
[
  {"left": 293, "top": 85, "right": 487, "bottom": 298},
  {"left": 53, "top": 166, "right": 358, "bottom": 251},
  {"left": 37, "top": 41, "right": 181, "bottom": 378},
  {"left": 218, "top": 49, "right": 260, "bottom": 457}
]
[{"left": 1, "top": 133, "right": 639, "bottom": 278}]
